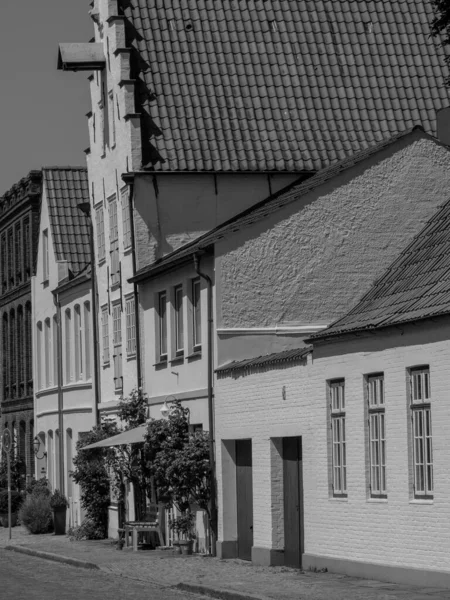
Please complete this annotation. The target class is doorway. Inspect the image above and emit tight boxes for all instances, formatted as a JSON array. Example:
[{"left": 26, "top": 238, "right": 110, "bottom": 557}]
[
  {"left": 236, "top": 439, "right": 253, "bottom": 561},
  {"left": 282, "top": 436, "right": 304, "bottom": 568}
]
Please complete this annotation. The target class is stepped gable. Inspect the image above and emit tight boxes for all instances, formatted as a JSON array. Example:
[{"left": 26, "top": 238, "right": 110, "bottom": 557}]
[
  {"left": 124, "top": 0, "right": 450, "bottom": 172},
  {"left": 43, "top": 167, "right": 91, "bottom": 276}
]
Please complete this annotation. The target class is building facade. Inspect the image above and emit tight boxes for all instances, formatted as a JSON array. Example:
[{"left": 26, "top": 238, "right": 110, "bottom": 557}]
[
  {"left": 31, "top": 167, "right": 94, "bottom": 527},
  {"left": 304, "top": 197, "right": 450, "bottom": 586},
  {"left": 0, "top": 170, "right": 42, "bottom": 485}
]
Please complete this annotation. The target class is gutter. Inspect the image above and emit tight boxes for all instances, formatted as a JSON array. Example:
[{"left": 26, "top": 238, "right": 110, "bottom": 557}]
[{"left": 193, "top": 253, "right": 217, "bottom": 557}]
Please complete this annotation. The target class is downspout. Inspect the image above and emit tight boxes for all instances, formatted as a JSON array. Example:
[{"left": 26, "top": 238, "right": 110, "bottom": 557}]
[
  {"left": 128, "top": 181, "right": 142, "bottom": 388},
  {"left": 193, "top": 252, "right": 217, "bottom": 557},
  {"left": 52, "top": 291, "right": 65, "bottom": 494}
]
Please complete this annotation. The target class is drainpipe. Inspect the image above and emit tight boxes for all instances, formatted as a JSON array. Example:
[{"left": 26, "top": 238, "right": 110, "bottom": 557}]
[
  {"left": 193, "top": 252, "right": 217, "bottom": 557},
  {"left": 52, "top": 291, "right": 65, "bottom": 494},
  {"left": 127, "top": 181, "right": 142, "bottom": 388}
]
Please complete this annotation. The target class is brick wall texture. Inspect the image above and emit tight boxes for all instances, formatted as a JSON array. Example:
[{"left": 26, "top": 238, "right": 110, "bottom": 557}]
[{"left": 216, "top": 320, "right": 450, "bottom": 574}]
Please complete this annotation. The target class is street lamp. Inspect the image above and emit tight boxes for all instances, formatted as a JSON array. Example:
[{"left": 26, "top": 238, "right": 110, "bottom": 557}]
[
  {"left": 160, "top": 395, "right": 178, "bottom": 418},
  {"left": 33, "top": 436, "right": 46, "bottom": 460}
]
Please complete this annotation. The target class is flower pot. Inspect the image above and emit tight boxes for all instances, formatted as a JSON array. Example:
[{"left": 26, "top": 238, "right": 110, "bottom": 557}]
[
  {"left": 0, "top": 512, "right": 17, "bottom": 528},
  {"left": 172, "top": 541, "right": 182, "bottom": 554},
  {"left": 53, "top": 507, "right": 67, "bottom": 535},
  {"left": 178, "top": 540, "right": 194, "bottom": 555}
]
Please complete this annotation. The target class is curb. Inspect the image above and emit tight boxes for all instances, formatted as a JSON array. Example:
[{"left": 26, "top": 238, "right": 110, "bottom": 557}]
[
  {"left": 5, "top": 545, "right": 100, "bottom": 570},
  {"left": 175, "top": 582, "right": 270, "bottom": 600}
]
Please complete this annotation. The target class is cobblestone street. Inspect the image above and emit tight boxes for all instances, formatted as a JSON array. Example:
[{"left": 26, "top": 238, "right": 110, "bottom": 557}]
[{"left": 1, "top": 526, "right": 449, "bottom": 600}]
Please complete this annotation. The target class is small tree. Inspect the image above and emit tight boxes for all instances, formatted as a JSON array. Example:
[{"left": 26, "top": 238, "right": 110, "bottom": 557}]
[
  {"left": 0, "top": 446, "right": 26, "bottom": 491},
  {"left": 71, "top": 420, "right": 119, "bottom": 538},
  {"left": 143, "top": 402, "right": 212, "bottom": 533}
]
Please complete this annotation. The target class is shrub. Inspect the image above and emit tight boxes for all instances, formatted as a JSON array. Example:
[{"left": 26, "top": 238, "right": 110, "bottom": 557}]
[
  {"left": 26, "top": 478, "right": 51, "bottom": 498},
  {"left": 67, "top": 518, "right": 105, "bottom": 541},
  {"left": 18, "top": 494, "right": 52, "bottom": 534},
  {"left": 49, "top": 490, "right": 69, "bottom": 510},
  {"left": 0, "top": 490, "right": 23, "bottom": 513}
]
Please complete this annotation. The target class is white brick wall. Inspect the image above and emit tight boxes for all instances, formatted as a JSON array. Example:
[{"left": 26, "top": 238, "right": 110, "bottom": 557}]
[{"left": 216, "top": 319, "right": 450, "bottom": 573}]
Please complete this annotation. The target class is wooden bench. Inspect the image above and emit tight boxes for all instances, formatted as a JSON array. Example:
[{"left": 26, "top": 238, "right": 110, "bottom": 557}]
[{"left": 123, "top": 504, "right": 165, "bottom": 551}]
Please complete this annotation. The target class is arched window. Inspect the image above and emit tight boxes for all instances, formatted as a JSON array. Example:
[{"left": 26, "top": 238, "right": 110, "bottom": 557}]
[
  {"left": 66, "top": 429, "right": 73, "bottom": 498},
  {"left": 74, "top": 305, "right": 82, "bottom": 381},
  {"left": 84, "top": 302, "right": 91, "bottom": 380},
  {"left": 47, "top": 430, "right": 54, "bottom": 491},
  {"left": 10, "top": 309, "right": 15, "bottom": 397},
  {"left": 44, "top": 317, "right": 51, "bottom": 387},
  {"left": 17, "top": 305, "right": 23, "bottom": 396},
  {"left": 29, "top": 420, "right": 35, "bottom": 481},
  {"left": 3, "top": 313, "right": 9, "bottom": 398},
  {"left": 36, "top": 322, "right": 43, "bottom": 391},
  {"left": 25, "top": 302, "right": 32, "bottom": 391},
  {"left": 65, "top": 309, "right": 71, "bottom": 383},
  {"left": 53, "top": 314, "right": 58, "bottom": 386}
]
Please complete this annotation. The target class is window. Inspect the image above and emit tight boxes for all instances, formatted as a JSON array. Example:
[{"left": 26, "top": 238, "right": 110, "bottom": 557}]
[
  {"left": 44, "top": 318, "right": 51, "bottom": 388},
  {"left": 101, "top": 306, "right": 110, "bottom": 364},
  {"left": 8, "top": 228, "right": 13, "bottom": 286},
  {"left": 109, "top": 197, "right": 120, "bottom": 286},
  {"left": 174, "top": 285, "right": 184, "bottom": 356},
  {"left": 24, "top": 218, "right": 30, "bottom": 281},
  {"left": 2, "top": 314, "right": 8, "bottom": 397},
  {"left": 42, "top": 229, "right": 49, "bottom": 282},
  {"left": 36, "top": 322, "right": 42, "bottom": 391},
  {"left": 84, "top": 302, "right": 91, "bottom": 380},
  {"left": 17, "top": 307, "right": 23, "bottom": 392},
  {"left": 158, "top": 291, "right": 167, "bottom": 361},
  {"left": 192, "top": 278, "right": 201, "bottom": 351},
  {"left": 95, "top": 206, "right": 106, "bottom": 262},
  {"left": 409, "top": 367, "right": 433, "bottom": 498},
  {"left": 15, "top": 223, "right": 22, "bottom": 284},
  {"left": 1, "top": 234, "right": 7, "bottom": 292},
  {"left": 367, "top": 374, "right": 386, "bottom": 498},
  {"left": 109, "top": 91, "right": 116, "bottom": 147},
  {"left": 121, "top": 188, "right": 132, "bottom": 250},
  {"left": 74, "top": 305, "right": 83, "bottom": 381},
  {"left": 125, "top": 296, "right": 136, "bottom": 356},
  {"left": 65, "top": 309, "right": 72, "bottom": 383},
  {"left": 10, "top": 310, "right": 15, "bottom": 396},
  {"left": 330, "top": 380, "right": 346, "bottom": 497},
  {"left": 112, "top": 302, "right": 122, "bottom": 391},
  {"left": 53, "top": 315, "right": 58, "bottom": 386}
]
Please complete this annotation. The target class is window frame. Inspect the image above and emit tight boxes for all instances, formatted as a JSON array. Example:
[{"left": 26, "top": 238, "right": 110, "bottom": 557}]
[
  {"left": 121, "top": 187, "right": 132, "bottom": 250},
  {"left": 95, "top": 205, "right": 106, "bottom": 263},
  {"left": 174, "top": 284, "right": 184, "bottom": 357},
  {"left": 329, "top": 379, "right": 347, "bottom": 498},
  {"left": 125, "top": 295, "right": 136, "bottom": 357},
  {"left": 157, "top": 290, "right": 168, "bottom": 362},
  {"left": 108, "top": 196, "right": 120, "bottom": 286},
  {"left": 101, "top": 305, "right": 110, "bottom": 365},
  {"left": 112, "top": 302, "right": 123, "bottom": 392},
  {"left": 409, "top": 367, "right": 433, "bottom": 499},
  {"left": 64, "top": 309, "right": 72, "bottom": 384},
  {"left": 74, "top": 305, "right": 83, "bottom": 381},
  {"left": 366, "top": 373, "right": 387, "bottom": 499},
  {"left": 192, "top": 278, "right": 201, "bottom": 352},
  {"left": 42, "top": 229, "right": 49, "bottom": 283}
]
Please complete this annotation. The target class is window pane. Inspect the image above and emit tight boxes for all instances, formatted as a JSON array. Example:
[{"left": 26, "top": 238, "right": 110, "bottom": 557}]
[
  {"left": 192, "top": 279, "right": 201, "bottom": 348},
  {"left": 159, "top": 292, "right": 167, "bottom": 357},
  {"left": 175, "top": 286, "right": 183, "bottom": 353}
]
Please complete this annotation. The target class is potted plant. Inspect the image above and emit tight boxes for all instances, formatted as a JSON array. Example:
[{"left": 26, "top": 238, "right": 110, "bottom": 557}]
[
  {"left": 169, "top": 512, "right": 196, "bottom": 555},
  {"left": 0, "top": 490, "right": 23, "bottom": 527},
  {"left": 49, "top": 490, "right": 69, "bottom": 535}
]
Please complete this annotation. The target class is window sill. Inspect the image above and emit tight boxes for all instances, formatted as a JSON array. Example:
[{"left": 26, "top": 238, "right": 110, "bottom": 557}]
[
  {"left": 62, "top": 381, "right": 92, "bottom": 393},
  {"left": 126, "top": 353, "right": 136, "bottom": 361},
  {"left": 329, "top": 496, "right": 348, "bottom": 502},
  {"left": 367, "top": 497, "right": 388, "bottom": 503},
  {"left": 153, "top": 358, "right": 168, "bottom": 367},
  {"left": 170, "top": 355, "right": 184, "bottom": 365},
  {"left": 110, "top": 281, "right": 120, "bottom": 291},
  {"left": 42, "top": 279, "right": 49, "bottom": 287},
  {"left": 186, "top": 351, "right": 202, "bottom": 361},
  {"left": 98, "top": 257, "right": 106, "bottom": 267},
  {"left": 102, "top": 361, "right": 111, "bottom": 368},
  {"left": 123, "top": 246, "right": 132, "bottom": 256},
  {"left": 410, "top": 499, "right": 434, "bottom": 505}
]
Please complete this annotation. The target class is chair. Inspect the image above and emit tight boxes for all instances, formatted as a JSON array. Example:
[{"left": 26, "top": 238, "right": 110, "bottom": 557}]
[{"left": 124, "top": 503, "right": 165, "bottom": 551}]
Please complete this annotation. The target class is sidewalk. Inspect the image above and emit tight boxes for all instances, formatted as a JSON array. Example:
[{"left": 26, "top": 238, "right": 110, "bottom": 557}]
[{"left": 0, "top": 526, "right": 448, "bottom": 600}]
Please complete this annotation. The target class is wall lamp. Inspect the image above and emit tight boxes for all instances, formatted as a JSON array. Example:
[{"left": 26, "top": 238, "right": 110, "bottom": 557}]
[{"left": 33, "top": 436, "right": 47, "bottom": 460}]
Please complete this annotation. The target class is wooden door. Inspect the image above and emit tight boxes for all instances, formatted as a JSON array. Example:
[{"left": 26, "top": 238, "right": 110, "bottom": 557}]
[
  {"left": 283, "top": 436, "right": 304, "bottom": 568},
  {"left": 236, "top": 439, "right": 253, "bottom": 561}
]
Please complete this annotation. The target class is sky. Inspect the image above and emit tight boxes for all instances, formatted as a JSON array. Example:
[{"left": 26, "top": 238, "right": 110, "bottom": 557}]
[{"left": 0, "top": 1, "right": 93, "bottom": 192}]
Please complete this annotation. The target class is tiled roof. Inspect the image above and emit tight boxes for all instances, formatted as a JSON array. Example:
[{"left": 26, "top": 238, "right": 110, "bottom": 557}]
[
  {"left": 130, "top": 126, "right": 429, "bottom": 283},
  {"left": 124, "top": 0, "right": 450, "bottom": 172},
  {"left": 216, "top": 347, "right": 311, "bottom": 375},
  {"left": 308, "top": 197, "right": 450, "bottom": 341},
  {"left": 43, "top": 168, "right": 90, "bottom": 276}
]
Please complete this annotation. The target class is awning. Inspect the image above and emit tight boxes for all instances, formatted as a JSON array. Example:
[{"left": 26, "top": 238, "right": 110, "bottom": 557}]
[{"left": 80, "top": 424, "right": 147, "bottom": 450}]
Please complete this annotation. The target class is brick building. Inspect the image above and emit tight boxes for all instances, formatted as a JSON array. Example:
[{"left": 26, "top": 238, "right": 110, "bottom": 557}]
[
  {"left": 0, "top": 170, "right": 42, "bottom": 485},
  {"left": 304, "top": 196, "right": 450, "bottom": 587}
]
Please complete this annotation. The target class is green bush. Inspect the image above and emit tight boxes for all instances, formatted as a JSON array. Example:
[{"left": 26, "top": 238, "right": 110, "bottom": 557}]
[
  {"left": 68, "top": 518, "right": 105, "bottom": 541},
  {"left": 0, "top": 490, "right": 23, "bottom": 513},
  {"left": 26, "top": 478, "right": 51, "bottom": 498},
  {"left": 18, "top": 494, "right": 53, "bottom": 534},
  {"left": 49, "top": 490, "right": 69, "bottom": 510}
]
